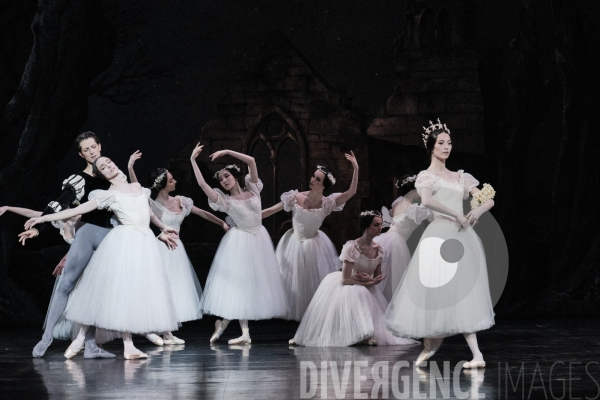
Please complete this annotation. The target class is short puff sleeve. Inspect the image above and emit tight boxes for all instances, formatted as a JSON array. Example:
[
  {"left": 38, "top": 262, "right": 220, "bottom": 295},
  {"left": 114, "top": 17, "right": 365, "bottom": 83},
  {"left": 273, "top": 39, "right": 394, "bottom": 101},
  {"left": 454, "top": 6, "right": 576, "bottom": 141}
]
[
  {"left": 88, "top": 190, "right": 116, "bottom": 210},
  {"left": 280, "top": 190, "right": 299, "bottom": 212},
  {"left": 208, "top": 189, "right": 230, "bottom": 213},
  {"left": 149, "top": 198, "right": 164, "bottom": 220},
  {"left": 244, "top": 174, "right": 263, "bottom": 196},
  {"left": 461, "top": 171, "right": 479, "bottom": 200},
  {"left": 323, "top": 193, "right": 345, "bottom": 215},
  {"left": 179, "top": 196, "right": 194, "bottom": 217},
  {"left": 415, "top": 171, "right": 441, "bottom": 196},
  {"left": 339, "top": 240, "right": 361, "bottom": 263},
  {"left": 142, "top": 188, "right": 151, "bottom": 199},
  {"left": 405, "top": 204, "right": 433, "bottom": 225}
]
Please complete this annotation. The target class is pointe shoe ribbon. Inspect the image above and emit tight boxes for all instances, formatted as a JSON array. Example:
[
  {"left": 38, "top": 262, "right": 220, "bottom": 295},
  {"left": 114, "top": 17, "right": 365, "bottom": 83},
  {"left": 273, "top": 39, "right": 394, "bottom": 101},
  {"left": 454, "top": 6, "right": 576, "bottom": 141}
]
[
  {"left": 462, "top": 360, "right": 486, "bottom": 369},
  {"left": 64, "top": 342, "right": 84, "bottom": 359}
]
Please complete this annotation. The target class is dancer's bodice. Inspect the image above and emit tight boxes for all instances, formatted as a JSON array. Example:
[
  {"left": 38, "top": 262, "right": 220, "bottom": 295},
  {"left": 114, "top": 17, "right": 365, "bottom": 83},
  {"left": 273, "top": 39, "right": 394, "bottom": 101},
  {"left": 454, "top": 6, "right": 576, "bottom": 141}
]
[
  {"left": 339, "top": 240, "right": 384, "bottom": 278},
  {"left": 149, "top": 196, "right": 193, "bottom": 231},
  {"left": 389, "top": 202, "right": 432, "bottom": 240},
  {"left": 90, "top": 187, "right": 151, "bottom": 233},
  {"left": 282, "top": 190, "right": 344, "bottom": 241},
  {"left": 209, "top": 175, "right": 263, "bottom": 234}
]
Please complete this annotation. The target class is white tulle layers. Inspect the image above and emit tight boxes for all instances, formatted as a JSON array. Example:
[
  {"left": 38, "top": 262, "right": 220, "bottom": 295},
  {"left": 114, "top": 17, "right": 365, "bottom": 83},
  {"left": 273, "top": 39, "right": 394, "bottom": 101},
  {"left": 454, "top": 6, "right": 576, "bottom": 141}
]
[
  {"left": 276, "top": 229, "right": 340, "bottom": 321},
  {"left": 64, "top": 225, "right": 179, "bottom": 335},
  {"left": 374, "top": 231, "right": 411, "bottom": 302},
  {"left": 293, "top": 271, "right": 419, "bottom": 347},
  {"left": 200, "top": 226, "right": 288, "bottom": 320}
]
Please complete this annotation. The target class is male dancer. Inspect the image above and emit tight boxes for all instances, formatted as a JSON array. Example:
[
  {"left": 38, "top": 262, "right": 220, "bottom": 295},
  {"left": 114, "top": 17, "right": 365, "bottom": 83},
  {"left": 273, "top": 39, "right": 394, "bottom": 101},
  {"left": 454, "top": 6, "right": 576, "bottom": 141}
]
[{"left": 20, "top": 132, "right": 177, "bottom": 358}]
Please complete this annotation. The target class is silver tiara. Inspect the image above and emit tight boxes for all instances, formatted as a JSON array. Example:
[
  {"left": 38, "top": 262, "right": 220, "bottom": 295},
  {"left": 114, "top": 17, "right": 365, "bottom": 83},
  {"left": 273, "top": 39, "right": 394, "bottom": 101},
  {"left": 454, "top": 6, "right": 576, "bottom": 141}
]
[
  {"left": 151, "top": 170, "right": 167, "bottom": 190},
  {"left": 396, "top": 174, "right": 417, "bottom": 188},
  {"left": 360, "top": 210, "right": 382, "bottom": 217},
  {"left": 213, "top": 164, "right": 240, "bottom": 180},
  {"left": 316, "top": 165, "right": 336, "bottom": 185},
  {"left": 422, "top": 118, "right": 451, "bottom": 146}
]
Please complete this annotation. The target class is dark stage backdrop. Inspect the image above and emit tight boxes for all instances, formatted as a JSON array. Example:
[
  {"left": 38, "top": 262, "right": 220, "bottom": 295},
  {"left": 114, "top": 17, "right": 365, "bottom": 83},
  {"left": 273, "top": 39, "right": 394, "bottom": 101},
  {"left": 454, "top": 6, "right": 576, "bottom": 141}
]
[{"left": 1, "top": 0, "right": 599, "bottom": 327}]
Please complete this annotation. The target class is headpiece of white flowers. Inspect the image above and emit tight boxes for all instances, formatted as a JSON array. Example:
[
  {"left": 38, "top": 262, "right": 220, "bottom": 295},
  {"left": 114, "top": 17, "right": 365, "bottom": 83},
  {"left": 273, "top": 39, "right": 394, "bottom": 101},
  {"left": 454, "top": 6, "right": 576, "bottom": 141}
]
[
  {"left": 316, "top": 165, "right": 336, "bottom": 185},
  {"left": 422, "top": 118, "right": 451, "bottom": 147},
  {"left": 151, "top": 170, "right": 168, "bottom": 190},
  {"left": 396, "top": 174, "right": 417, "bottom": 188},
  {"left": 213, "top": 164, "right": 241, "bottom": 180},
  {"left": 359, "top": 210, "right": 382, "bottom": 218}
]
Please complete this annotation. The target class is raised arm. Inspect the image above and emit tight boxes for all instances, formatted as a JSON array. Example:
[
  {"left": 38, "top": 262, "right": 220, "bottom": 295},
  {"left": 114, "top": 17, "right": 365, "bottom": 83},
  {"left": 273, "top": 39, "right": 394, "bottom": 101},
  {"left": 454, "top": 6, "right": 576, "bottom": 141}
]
[
  {"left": 190, "top": 206, "right": 229, "bottom": 231},
  {"left": 210, "top": 149, "right": 258, "bottom": 184},
  {"left": 262, "top": 202, "right": 284, "bottom": 219},
  {"left": 24, "top": 200, "right": 98, "bottom": 230},
  {"left": 0, "top": 206, "right": 42, "bottom": 219},
  {"left": 334, "top": 151, "right": 359, "bottom": 206},
  {"left": 191, "top": 144, "right": 220, "bottom": 203},
  {"left": 128, "top": 150, "right": 142, "bottom": 183},
  {"left": 420, "top": 187, "right": 469, "bottom": 229}
]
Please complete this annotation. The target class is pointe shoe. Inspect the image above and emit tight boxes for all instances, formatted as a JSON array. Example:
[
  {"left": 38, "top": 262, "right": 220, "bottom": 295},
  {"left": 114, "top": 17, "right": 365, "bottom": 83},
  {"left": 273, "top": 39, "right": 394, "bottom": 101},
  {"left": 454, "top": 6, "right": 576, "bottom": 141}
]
[
  {"left": 84, "top": 343, "right": 116, "bottom": 359},
  {"left": 462, "top": 360, "right": 486, "bottom": 369},
  {"left": 367, "top": 338, "right": 378, "bottom": 346},
  {"left": 64, "top": 341, "right": 84, "bottom": 359},
  {"left": 32, "top": 339, "right": 53, "bottom": 358},
  {"left": 145, "top": 334, "right": 164, "bottom": 346},
  {"left": 210, "top": 320, "right": 224, "bottom": 344},
  {"left": 124, "top": 351, "right": 148, "bottom": 360},
  {"left": 163, "top": 335, "right": 185, "bottom": 345},
  {"left": 228, "top": 336, "right": 251, "bottom": 345},
  {"left": 288, "top": 339, "right": 296, "bottom": 345}
]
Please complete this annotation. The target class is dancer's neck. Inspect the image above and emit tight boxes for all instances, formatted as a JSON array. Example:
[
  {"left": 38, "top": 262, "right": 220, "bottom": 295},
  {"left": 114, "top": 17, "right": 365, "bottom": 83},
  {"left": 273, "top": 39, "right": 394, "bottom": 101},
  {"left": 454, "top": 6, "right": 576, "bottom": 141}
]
[
  {"left": 156, "top": 191, "right": 170, "bottom": 203},
  {"left": 428, "top": 156, "right": 446, "bottom": 173}
]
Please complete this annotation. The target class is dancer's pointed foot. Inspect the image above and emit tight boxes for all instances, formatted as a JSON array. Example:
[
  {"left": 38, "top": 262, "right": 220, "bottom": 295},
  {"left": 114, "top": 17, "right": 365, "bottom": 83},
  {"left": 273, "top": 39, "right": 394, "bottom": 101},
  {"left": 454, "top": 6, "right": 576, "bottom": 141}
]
[
  {"left": 32, "top": 339, "right": 52, "bottom": 358},
  {"left": 124, "top": 349, "right": 148, "bottom": 360},
  {"left": 210, "top": 320, "right": 226, "bottom": 344},
  {"left": 367, "top": 338, "right": 378, "bottom": 346},
  {"left": 462, "top": 360, "right": 486, "bottom": 369},
  {"left": 163, "top": 332, "right": 185, "bottom": 345},
  {"left": 228, "top": 335, "right": 251, "bottom": 345},
  {"left": 64, "top": 340, "right": 85, "bottom": 359},
  {"left": 84, "top": 342, "right": 116, "bottom": 359},
  {"left": 415, "top": 338, "right": 443, "bottom": 367},
  {"left": 145, "top": 333, "right": 164, "bottom": 346},
  {"left": 288, "top": 339, "right": 296, "bottom": 345}
]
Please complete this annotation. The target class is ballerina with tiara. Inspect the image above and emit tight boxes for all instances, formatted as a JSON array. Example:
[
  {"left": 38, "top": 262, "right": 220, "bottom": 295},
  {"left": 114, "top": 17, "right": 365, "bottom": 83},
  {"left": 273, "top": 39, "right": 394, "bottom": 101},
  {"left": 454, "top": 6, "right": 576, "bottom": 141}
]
[
  {"left": 290, "top": 210, "right": 419, "bottom": 347},
  {"left": 128, "top": 151, "right": 230, "bottom": 346},
  {"left": 374, "top": 174, "right": 432, "bottom": 302},
  {"left": 25, "top": 156, "right": 180, "bottom": 360},
  {"left": 385, "top": 119, "right": 496, "bottom": 369},
  {"left": 190, "top": 143, "right": 287, "bottom": 345},
  {"left": 261, "top": 152, "right": 359, "bottom": 321}
]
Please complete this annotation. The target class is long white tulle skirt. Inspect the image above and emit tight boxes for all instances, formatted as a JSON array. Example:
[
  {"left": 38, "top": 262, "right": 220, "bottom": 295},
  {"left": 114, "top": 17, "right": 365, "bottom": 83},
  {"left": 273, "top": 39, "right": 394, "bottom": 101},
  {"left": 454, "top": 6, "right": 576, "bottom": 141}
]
[
  {"left": 276, "top": 229, "right": 341, "bottom": 321},
  {"left": 158, "top": 238, "right": 203, "bottom": 323},
  {"left": 374, "top": 230, "right": 411, "bottom": 302},
  {"left": 385, "top": 218, "right": 495, "bottom": 339},
  {"left": 63, "top": 225, "right": 179, "bottom": 335},
  {"left": 293, "top": 271, "right": 420, "bottom": 347},
  {"left": 200, "top": 226, "right": 288, "bottom": 320}
]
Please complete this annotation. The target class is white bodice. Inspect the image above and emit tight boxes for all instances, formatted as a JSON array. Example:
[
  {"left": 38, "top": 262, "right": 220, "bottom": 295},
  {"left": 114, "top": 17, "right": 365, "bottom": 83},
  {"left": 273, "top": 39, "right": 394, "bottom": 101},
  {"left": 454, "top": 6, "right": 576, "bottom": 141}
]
[
  {"left": 209, "top": 175, "right": 263, "bottom": 234},
  {"left": 390, "top": 203, "right": 432, "bottom": 240},
  {"left": 89, "top": 187, "right": 152, "bottom": 234},
  {"left": 281, "top": 190, "right": 344, "bottom": 241},
  {"left": 149, "top": 196, "right": 193, "bottom": 231},
  {"left": 339, "top": 240, "right": 384, "bottom": 278},
  {"left": 415, "top": 170, "right": 479, "bottom": 222}
]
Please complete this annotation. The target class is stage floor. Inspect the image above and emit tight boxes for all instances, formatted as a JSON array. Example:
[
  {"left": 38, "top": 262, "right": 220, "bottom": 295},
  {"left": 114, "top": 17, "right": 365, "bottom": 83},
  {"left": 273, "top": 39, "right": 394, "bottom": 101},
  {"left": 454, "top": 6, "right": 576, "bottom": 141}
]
[{"left": 0, "top": 318, "right": 598, "bottom": 399}]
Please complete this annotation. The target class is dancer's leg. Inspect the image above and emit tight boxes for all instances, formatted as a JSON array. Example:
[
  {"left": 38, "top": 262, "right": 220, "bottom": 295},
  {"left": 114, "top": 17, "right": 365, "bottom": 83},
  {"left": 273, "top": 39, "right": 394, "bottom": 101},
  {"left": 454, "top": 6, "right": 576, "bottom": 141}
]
[
  {"left": 415, "top": 337, "right": 444, "bottom": 366},
  {"left": 210, "top": 318, "right": 230, "bottom": 343},
  {"left": 123, "top": 332, "right": 147, "bottom": 360},
  {"left": 462, "top": 333, "right": 485, "bottom": 368},
  {"left": 64, "top": 325, "right": 88, "bottom": 359},
  {"left": 228, "top": 319, "right": 251, "bottom": 345},
  {"left": 32, "top": 225, "right": 110, "bottom": 357},
  {"left": 83, "top": 326, "right": 116, "bottom": 359}
]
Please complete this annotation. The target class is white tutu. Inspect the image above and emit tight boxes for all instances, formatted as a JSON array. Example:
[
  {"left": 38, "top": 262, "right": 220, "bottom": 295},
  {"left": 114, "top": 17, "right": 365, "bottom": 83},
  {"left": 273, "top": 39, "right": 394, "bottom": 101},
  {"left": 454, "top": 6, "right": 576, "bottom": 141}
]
[
  {"left": 201, "top": 225, "right": 288, "bottom": 320},
  {"left": 385, "top": 171, "right": 495, "bottom": 339},
  {"left": 202, "top": 175, "right": 287, "bottom": 320},
  {"left": 63, "top": 189, "right": 179, "bottom": 335},
  {"left": 293, "top": 271, "right": 419, "bottom": 347}
]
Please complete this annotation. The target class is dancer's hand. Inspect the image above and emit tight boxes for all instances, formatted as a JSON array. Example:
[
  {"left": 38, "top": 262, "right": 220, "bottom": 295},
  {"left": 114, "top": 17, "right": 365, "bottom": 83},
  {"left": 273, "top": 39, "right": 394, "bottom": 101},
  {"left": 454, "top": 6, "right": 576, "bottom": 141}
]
[
  {"left": 191, "top": 143, "right": 203, "bottom": 161},
  {"left": 370, "top": 275, "right": 385, "bottom": 286},
  {"left": 466, "top": 207, "right": 485, "bottom": 227},
  {"left": 53, "top": 254, "right": 68, "bottom": 276},
  {"left": 0, "top": 206, "right": 7, "bottom": 217},
  {"left": 455, "top": 215, "right": 469, "bottom": 230},
  {"left": 18, "top": 229, "right": 38, "bottom": 245},
  {"left": 354, "top": 272, "right": 371, "bottom": 282},
  {"left": 209, "top": 150, "right": 229, "bottom": 161},
  {"left": 158, "top": 233, "right": 178, "bottom": 250},
  {"left": 163, "top": 227, "right": 179, "bottom": 239},
  {"left": 25, "top": 216, "right": 46, "bottom": 230},
  {"left": 345, "top": 150, "right": 358, "bottom": 170},
  {"left": 222, "top": 222, "right": 230, "bottom": 232},
  {"left": 128, "top": 150, "right": 142, "bottom": 169}
]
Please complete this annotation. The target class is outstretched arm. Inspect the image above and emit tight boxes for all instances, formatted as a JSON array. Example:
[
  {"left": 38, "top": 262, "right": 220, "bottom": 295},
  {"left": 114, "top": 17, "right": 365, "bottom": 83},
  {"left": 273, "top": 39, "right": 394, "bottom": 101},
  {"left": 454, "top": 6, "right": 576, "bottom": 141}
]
[
  {"left": 262, "top": 202, "right": 284, "bottom": 219},
  {"left": 420, "top": 187, "right": 469, "bottom": 229},
  {"left": 0, "top": 206, "right": 42, "bottom": 219},
  {"left": 210, "top": 149, "right": 258, "bottom": 184},
  {"left": 128, "top": 150, "right": 142, "bottom": 183},
  {"left": 191, "top": 206, "right": 229, "bottom": 231},
  {"left": 191, "top": 143, "right": 220, "bottom": 203},
  {"left": 24, "top": 200, "right": 98, "bottom": 230},
  {"left": 334, "top": 151, "right": 359, "bottom": 206}
]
